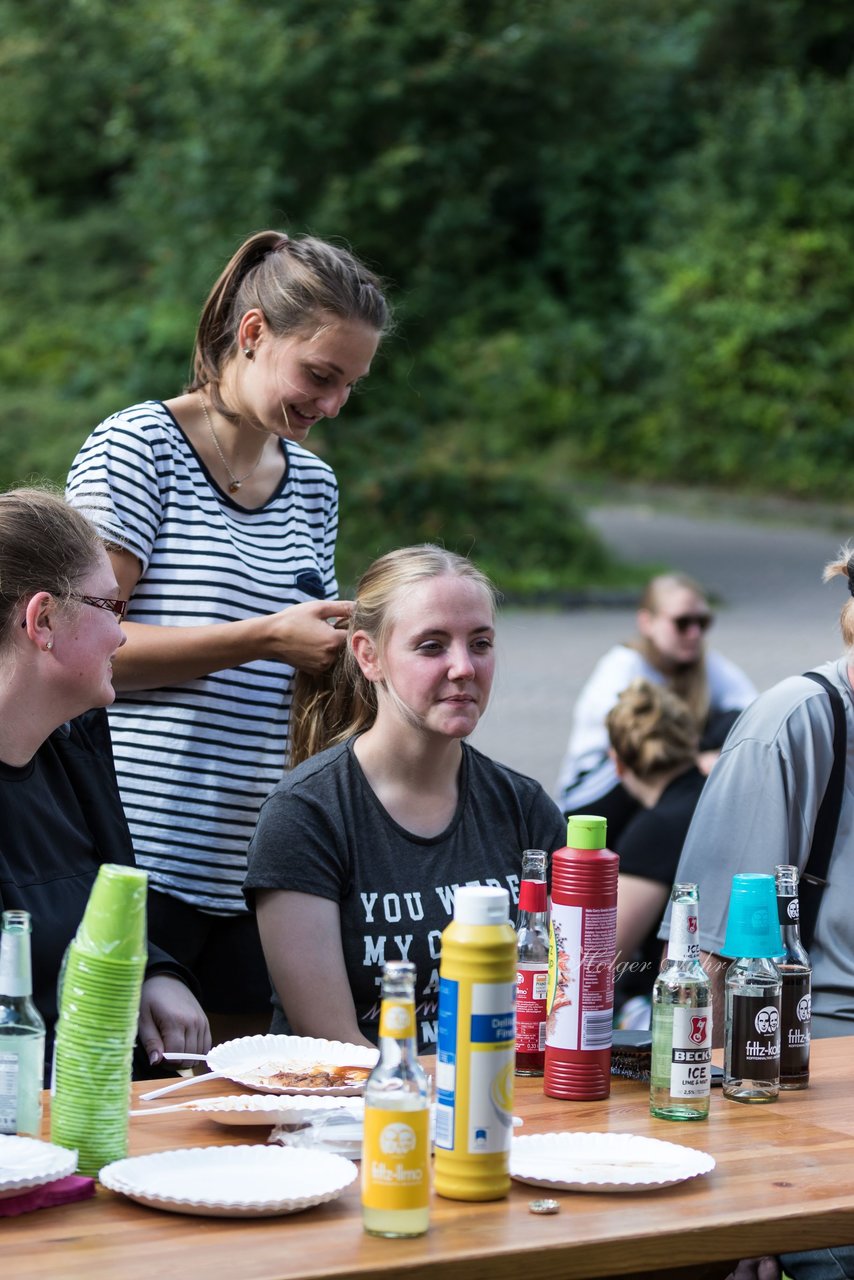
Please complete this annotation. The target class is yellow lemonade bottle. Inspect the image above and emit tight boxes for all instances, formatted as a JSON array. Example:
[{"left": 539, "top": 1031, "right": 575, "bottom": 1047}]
[
  {"left": 361, "top": 961, "right": 430, "bottom": 1238},
  {"left": 433, "top": 885, "right": 517, "bottom": 1201}
]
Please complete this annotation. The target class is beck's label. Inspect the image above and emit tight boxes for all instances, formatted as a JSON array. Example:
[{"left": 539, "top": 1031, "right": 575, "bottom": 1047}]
[{"left": 668, "top": 1006, "right": 712, "bottom": 1097}]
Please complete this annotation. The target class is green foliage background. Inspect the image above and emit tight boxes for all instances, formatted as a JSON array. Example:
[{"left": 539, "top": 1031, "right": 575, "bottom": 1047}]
[{"left": 2, "top": 0, "right": 853, "bottom": 594}]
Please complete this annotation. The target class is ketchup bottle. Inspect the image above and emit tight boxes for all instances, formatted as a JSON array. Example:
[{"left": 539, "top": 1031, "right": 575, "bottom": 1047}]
[{"left": 544, "top": 815, "right": 618, "bottom": 1100}]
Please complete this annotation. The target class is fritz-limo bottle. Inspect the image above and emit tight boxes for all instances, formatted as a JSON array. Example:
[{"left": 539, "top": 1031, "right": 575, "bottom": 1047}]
[
  {"left": 544, "top": 815, "right": 618, "bottom": 1100},
  {"left": 361, "top": 961, "right": 430, "bottom": 1237},
  {"left": 434, "top": 886, "right": 517, "bottom": 1201}
]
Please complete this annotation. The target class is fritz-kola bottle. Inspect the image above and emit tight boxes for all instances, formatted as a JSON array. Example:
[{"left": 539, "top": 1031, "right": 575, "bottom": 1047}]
[
  {"left": 0, "top": 910, "right": 46, "bottom": 1137},
  {"left": 514, "top": 849, "right": 550, "bottom": 1076},
  {"left": 722, "top": 874, "right": 782, "bottom": 1104},
  {"left": 361, "top": 960, "right": 430, "bottom": 1237},
  {"left": 434, "top": 886, "right": 516, "bottom": 1201},
  {"left": 774, "top": 864, "right": 811, "bottom": 1090},
  {"left": 650, "top": 884, "right": 712, "bottom": 1121}
]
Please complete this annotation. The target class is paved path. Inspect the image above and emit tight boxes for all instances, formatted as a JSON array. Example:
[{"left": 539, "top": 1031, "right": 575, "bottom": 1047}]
[{"left": 469, "top": 502, "right": 850, "bottom": 796}]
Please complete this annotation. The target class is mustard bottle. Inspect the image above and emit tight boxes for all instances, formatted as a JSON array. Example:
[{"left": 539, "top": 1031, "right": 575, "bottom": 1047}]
[{"left": 433, "top": 885, "right": 517, "bottom": 1201}]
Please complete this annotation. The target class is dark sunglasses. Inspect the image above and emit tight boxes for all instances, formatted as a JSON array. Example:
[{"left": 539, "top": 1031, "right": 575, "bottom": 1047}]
[{"left": 670, "top": 613, "right": 713, "bottom": 634}]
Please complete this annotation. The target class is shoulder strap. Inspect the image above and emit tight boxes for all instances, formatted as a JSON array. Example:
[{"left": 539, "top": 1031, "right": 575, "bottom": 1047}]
[{"left": 798, "top": 671, "right": 847, "bottom": 950}]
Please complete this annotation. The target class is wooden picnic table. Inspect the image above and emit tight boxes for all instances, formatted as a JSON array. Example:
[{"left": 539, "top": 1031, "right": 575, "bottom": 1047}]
[{"left": 6, "top": 1036, "right": 854, "bottom": 1280}]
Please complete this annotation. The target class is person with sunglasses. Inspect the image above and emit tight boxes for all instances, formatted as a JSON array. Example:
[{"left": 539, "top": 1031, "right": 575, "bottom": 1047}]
[
  {"left": 554, "top": 572, "right": 756, "bottom": 840},
  {"left": 0, "top": 487, "right": 210, "bottom": 1074},
  {"left": 66, "top": 230, "right": 391, "bottom": 1043}
]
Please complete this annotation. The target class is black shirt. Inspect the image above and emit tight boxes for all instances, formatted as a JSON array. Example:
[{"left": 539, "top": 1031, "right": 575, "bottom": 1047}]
[
  {"left": 0, "top": 708, "right": 195, "bottom": 1066},
  {"left": 614, "top": 766, "right": 706, "bottom": 1008}
]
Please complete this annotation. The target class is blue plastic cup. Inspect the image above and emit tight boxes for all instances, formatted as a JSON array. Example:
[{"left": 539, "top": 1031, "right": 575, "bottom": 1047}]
[{"left": 722, "top": 874, "right": 783, "bottom": 958}]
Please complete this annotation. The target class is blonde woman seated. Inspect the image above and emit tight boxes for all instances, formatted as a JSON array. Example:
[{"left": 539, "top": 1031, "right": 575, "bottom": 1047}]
[
  {"left": 554, "top": 572, "right": 755, "bottom": 837},
  {"left": 244, "top": 545, "right": 566, "bottom": 1052},
  {"left": 606, "top": 678, "right": 708, "bottom": 1028}
]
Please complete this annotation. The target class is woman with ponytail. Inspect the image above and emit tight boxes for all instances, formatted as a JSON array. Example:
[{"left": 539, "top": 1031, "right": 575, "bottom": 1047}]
[
  {"left": 66, "top": 230, "right": 391, "bottom": 1039},
  {"left": 244, "top": 545, "right": 566, "bottom": 1053}
]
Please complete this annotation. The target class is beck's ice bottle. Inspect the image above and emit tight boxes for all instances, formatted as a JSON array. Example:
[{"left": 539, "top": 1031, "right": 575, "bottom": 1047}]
[{"left": 650, "top": 884, "right": 712, "bottom": 1120}]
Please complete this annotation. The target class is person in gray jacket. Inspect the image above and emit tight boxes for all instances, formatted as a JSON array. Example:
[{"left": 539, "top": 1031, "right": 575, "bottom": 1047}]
[{"left": 663, "top": 545, "right": 854, "bottom": 1280}]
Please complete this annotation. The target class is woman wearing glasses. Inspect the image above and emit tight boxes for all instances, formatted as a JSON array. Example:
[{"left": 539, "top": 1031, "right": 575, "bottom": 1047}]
[
  {"left": 553, "top": 572, "right": 755, "bottom": 839},
  {"left": 66, "top": 230, "right": 391, "bottom": 1041},
  {"left": 0, "top": 487, "right": 210, "bottom": 1071}
]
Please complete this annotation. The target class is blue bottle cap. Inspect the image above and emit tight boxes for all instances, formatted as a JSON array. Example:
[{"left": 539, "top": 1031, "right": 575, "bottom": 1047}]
[{"left": 722, "top": 874, "right": 783, "bottom": 958}]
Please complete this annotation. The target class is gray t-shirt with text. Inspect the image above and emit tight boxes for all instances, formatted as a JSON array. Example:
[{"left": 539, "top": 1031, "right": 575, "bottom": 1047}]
[{"left": 245, "top": 738, "right": 567, "bottom": 1051}]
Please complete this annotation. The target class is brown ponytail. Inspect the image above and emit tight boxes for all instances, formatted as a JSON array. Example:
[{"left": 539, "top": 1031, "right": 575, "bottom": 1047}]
[{"left": 187, "top": 230, "right": 391, "bottom": 420}]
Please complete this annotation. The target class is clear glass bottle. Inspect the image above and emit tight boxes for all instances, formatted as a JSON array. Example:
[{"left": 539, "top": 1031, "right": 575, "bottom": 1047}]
[
  {"left": 361, "top": 960, "right": 430, "bottom": 1238},
  {"left": 775, "top": 864, "right": 811, "bottom": 1090},
  {"left": 650, "top": 884, "right": 712, "bottom": 1120},
  {"left": 514, "top": 849, "right": 549, "bottom": 1076},
  {"left": 724, "top": 955, "right": 782, "bottom": 1103},
  {"left": 0, "top": 911, "right": 46, "bottom": 1137}
]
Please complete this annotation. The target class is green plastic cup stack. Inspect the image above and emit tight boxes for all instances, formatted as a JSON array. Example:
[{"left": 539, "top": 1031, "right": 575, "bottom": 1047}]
[{"left": 50, "top": 864, "right": 147, "bottom": 1177}]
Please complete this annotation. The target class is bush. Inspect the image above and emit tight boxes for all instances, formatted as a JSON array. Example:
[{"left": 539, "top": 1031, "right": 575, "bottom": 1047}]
[
  {"left": 615, "top": 72, "right": 854, "bottom": 495},
  {"left": 335, "top": 456, "right": 629, "bottom": 599}
]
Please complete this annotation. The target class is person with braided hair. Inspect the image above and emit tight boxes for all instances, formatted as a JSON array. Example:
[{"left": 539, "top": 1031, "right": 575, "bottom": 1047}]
[
  {"left": 605, "top": 678, "right": 707, "bottom": 1026},
  {"left": 66, "top": 230, "right": 392, "bottom": 1039}
]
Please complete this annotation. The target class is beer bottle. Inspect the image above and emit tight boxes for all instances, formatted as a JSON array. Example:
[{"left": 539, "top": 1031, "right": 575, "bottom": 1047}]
[{"left": 650, "top": 884, "right": 712, "bottom": 1121}]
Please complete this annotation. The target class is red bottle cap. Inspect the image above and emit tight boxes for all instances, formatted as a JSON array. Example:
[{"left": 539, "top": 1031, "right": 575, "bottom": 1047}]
[{"left": 519, "top": 879, "right": 547, "bottom": 913}]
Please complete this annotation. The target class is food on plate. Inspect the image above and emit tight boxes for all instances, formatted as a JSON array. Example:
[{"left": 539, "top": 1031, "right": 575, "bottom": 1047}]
[{"left": 249, "top": 1062, "right": 372, "bottom": 1090}]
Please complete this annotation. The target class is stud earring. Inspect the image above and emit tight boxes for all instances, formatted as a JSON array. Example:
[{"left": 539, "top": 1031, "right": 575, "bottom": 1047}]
[
  {"left": 243, "top": 347, "right": 254, "bottom": 359},
  {"left": 45, "top": 640, "right": 53, "bottom": 651}
]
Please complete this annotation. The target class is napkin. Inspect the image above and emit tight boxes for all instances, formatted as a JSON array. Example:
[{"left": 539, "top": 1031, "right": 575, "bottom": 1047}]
[{"left": 0, "top": 1175, "right": 96, "bottom": 1217}]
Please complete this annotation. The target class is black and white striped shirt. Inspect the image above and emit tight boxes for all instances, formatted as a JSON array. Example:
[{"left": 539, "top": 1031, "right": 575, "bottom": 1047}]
[{"left": 66, "top": 400, "right": 339, "bottom": 914}]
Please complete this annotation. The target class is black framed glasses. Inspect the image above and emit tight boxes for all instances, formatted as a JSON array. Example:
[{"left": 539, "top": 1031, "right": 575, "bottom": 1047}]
[
  {"left": 670, "top": 613, "right": 713, "bottom": 634},
  {"left": 77, "top": 595, "right": 128, "bottom": 621}
]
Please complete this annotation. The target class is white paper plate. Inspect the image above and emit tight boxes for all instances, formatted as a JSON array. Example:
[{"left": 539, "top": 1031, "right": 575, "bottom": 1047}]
[
  {"left": 192, "top": 1094, "right": 365, "bottom": 1127},
  {"left": 510, "top": 1132, "right": 715, "bottom": 1192},
  {"left": 0, "top": 1134, "right": 78, "bottom": 1199},
  {"left": 99, "top": 1145, "right": 358, "bottom": 1217},
  {"left": 205, "top": 1035, "right": 378, "bottom": 1095}
]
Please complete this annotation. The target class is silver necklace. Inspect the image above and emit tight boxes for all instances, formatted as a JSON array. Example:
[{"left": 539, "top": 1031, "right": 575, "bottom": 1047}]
[{"left": 197, "top": 393, "right": 266, "bottom": 494}]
